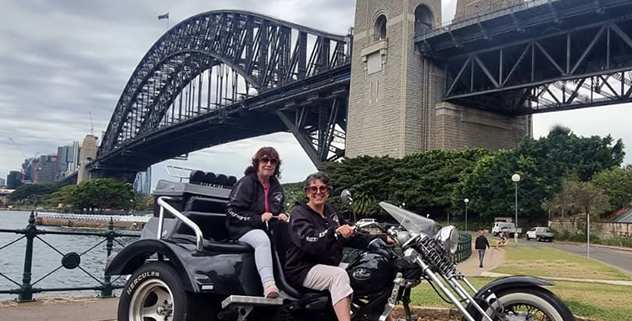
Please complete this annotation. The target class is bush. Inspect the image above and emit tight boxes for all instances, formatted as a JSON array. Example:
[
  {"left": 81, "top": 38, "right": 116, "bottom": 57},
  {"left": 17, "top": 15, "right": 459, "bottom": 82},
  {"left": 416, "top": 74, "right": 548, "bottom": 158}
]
[{"left": 594, "top": 238, "right": 632, "bottom": 248}]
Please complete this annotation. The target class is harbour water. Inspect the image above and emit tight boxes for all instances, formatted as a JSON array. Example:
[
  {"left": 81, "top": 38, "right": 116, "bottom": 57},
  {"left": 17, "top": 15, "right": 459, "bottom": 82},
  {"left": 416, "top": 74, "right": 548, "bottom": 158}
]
[{"left": 0, "top": 210, "right": 138, "bottom": 301}]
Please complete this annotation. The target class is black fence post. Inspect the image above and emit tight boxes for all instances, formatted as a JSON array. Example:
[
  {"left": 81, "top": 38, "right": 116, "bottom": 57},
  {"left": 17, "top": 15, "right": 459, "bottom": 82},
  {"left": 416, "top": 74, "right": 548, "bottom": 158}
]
[
  {"left": 101, "top": 218, "right": 114, "bottom": 298},
  {"left": 18, "top": 211, "right": 36, "bottom": 302}
]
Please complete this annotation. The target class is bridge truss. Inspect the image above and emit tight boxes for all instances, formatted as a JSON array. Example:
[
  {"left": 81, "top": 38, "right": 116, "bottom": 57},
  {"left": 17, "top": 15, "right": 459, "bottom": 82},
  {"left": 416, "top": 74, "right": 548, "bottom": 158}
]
[
  {"left": 417, "top": 0, "right": 632, "bottom": 115},
  {"left": 98, "top": 10, "right": 350, "bottom": 172}
]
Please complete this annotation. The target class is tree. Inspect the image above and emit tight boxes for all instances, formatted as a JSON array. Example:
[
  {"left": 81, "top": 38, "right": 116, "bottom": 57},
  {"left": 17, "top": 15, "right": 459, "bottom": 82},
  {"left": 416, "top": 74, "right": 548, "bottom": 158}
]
[
  {"left": 453, "top": 127, "right": 625, "bottom": 225},
  {"left": 9, "top": 183, "right": 58, "bottom": 206},
  {"left": 72, "top": 178, "right": 135, "bottom": 213},
  {"left": 590, "top": 166, "right": 632, "bottom": 216},
  {"left": 281, "top": 182, "right": 305, "bottom": 212},
  {"left": 543, "top": 177, "right": 609, "bottom": 233},
  {"left": 321, "top": 155, "right": 399, "bottom": 218},
  {"left": 47, "top": 184, "right": 78, "bottom": 211}
]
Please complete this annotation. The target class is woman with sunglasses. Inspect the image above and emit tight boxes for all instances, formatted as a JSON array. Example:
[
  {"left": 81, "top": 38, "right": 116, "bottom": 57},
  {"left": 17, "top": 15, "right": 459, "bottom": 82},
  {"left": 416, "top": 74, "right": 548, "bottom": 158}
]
[
  {"left": 226, "top": 146, "right": 288, "bottom": 298},
  {"left": 285, "top": 172, "right": 395, "bottom": 321}
]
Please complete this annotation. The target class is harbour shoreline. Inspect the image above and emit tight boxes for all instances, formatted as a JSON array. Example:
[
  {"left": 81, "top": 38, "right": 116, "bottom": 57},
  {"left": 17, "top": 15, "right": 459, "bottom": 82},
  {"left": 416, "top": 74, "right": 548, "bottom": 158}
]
[{"left": 33, "top": 212, "right": 150, "bottom": 231}]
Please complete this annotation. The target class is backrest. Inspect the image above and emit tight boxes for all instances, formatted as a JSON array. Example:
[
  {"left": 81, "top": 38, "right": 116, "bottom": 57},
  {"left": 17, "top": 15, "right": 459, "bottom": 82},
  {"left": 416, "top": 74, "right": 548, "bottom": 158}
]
[
  {"left": 269, "top": 221, "right": 291, "bottom": 268},
  {"left": 184, "top": 196, "right": 227, "bottom": 213},
  {"left": 172, "top": 211, "right": 229, "bottom": 242}
]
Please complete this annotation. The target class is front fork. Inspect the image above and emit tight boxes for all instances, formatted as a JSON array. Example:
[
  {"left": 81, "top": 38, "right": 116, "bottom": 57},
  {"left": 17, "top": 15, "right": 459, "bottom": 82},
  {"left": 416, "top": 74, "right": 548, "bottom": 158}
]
[
  {"left": 378, "top": 273, "right": 417, "bottom": 321},
  {"left": 413, "top": 257, "right": 499, "bottom": 321}
]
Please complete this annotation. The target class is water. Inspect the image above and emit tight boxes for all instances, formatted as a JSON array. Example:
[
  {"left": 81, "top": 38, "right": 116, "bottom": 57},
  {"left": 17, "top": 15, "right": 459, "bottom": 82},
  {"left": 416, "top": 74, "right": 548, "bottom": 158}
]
[{"left": 0, "top": 210, "right": 139, "bottom": 301}]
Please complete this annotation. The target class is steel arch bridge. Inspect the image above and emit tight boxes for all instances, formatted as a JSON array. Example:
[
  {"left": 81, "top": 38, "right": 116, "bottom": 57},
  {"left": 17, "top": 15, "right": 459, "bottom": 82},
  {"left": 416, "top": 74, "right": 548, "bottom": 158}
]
[{"left": 95, "top": 10, "right": 351, "bottom": 176}]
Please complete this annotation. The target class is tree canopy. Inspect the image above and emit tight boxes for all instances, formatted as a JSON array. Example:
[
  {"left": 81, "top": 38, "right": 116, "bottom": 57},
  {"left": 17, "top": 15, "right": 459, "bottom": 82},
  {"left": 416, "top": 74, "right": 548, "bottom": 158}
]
[{"left": 320, "top": 126, "right": 627, "bottom": 227}]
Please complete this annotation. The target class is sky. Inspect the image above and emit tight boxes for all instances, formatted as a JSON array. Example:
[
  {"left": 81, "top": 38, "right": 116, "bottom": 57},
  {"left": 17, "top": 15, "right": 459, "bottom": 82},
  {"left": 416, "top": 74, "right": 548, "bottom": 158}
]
[{"left": 0, "top": 0, "right": 630, "bottom": 189}]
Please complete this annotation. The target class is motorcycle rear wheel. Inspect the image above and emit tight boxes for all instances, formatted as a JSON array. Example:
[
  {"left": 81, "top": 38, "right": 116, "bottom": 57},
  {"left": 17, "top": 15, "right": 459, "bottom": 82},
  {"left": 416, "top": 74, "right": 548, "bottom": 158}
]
[
  {"left": 465, "top": 287, "right": 575, "bottom": 321},
  {"left": 118, "top": 262, "right": 218, "bottom": 321}
]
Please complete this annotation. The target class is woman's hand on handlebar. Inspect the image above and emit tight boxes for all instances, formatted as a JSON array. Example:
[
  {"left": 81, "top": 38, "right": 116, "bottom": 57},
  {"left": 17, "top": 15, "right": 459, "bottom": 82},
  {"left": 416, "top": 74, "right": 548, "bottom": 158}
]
[
  {"left": 261, "top": 212, "right": 274, "bottom": 222},
  {"left": 385, "top": 236, "right": 396, "bottom": 244},
  {"left": 262, "top": 212, "right": 289, "bottom": 222},
  {"left": 336, "top": 224, "right": 355, "bottom": 238}
]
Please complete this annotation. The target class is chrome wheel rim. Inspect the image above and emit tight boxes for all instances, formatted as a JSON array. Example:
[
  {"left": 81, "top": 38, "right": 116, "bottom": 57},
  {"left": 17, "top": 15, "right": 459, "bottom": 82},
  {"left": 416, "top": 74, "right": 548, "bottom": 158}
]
[{"left": 129, "top": 279, "right": 174, "bottom": 321}]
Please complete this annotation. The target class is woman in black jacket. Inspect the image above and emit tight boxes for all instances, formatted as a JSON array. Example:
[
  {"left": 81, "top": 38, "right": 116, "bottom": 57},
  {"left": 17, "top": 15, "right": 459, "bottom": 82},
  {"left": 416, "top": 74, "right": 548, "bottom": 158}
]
[
  {"left": 286, "top": 172, "right": 394, "bottom": 321},
  {"left": 226, "top": 146, "right": 287, "bottom": 298}
]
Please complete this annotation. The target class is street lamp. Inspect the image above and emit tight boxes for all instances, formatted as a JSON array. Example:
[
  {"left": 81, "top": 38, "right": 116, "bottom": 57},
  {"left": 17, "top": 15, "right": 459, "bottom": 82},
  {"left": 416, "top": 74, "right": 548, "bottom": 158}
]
[
  {"left": 512, "top": 174, "right": 521, "bottom": 238},
  {"left": 464, "top": 198, "right": 469, "bottom": 232}
]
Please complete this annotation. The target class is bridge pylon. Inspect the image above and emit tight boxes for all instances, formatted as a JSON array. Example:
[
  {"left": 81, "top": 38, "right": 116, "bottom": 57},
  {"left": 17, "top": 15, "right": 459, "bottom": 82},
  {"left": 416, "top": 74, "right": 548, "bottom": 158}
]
[{"left": 347, "top": 0, "right": 531, "bottom": 158}]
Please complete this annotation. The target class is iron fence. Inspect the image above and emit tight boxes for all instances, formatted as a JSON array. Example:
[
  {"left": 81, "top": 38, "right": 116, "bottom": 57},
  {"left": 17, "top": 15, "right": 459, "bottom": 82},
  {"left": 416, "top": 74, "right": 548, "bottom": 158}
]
[{"left": 0, "top": 211, "right": 140, "bottom": 302}]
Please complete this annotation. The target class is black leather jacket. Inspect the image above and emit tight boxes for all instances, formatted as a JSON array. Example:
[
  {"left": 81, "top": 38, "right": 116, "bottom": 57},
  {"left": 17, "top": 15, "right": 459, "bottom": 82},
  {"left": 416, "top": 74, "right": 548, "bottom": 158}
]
[
  {"left": 225, "top": 173, "right": 285, "bottom": 240},
  {"left": 285, "top": 202, "right": 383, "bottom": 286}
]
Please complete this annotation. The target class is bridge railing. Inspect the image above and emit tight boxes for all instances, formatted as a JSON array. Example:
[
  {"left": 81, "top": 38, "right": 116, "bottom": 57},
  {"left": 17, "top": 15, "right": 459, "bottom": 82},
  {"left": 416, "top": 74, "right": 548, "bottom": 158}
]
[
  {"left": 433, "top": 0, "right": 547, "bottom": 31},
  {"left": 0, "top": 212, "right": 140, "bottom": 302}
]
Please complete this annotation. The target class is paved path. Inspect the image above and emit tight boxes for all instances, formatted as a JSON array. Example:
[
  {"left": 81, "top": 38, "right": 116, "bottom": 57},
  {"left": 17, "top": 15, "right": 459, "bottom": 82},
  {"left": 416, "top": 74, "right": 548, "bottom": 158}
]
[{"left": 0, "top": 296, "right": 118, "bottom": 321}]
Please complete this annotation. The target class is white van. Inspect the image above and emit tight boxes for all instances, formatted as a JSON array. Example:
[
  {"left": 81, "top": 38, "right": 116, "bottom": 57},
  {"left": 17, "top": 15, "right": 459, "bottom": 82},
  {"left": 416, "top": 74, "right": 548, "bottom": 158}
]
[
  {"left": 526, "top": 227, "right": 554, "bottom": 242},
  {"left": 491, "top": 221, "right": 520, "bottom": 237}
]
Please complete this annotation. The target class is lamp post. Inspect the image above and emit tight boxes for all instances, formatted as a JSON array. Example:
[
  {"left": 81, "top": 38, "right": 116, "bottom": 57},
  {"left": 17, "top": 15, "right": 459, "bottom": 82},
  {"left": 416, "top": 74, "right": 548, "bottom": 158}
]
[
  {"left": 587, "top": 212, "right": 591, "bottom": 260},
  {"left": 464, "top": 198, "right": 469, "bottom": 232},
  {"left": 512, "top": 174, "right": 521, "bottom": 241}
]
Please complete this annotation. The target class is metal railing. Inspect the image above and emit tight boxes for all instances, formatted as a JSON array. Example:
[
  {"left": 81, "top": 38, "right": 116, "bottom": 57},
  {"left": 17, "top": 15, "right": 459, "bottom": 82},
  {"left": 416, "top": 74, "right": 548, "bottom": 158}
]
[
  {"left": 156, "top": 196, "right": 204, "bottom": 252},
  {"left": 455, "top": 232, "right": 472, "bottom": 263},
  {"left": 0, "top": 211, "right": 139, "bottom": 302}
]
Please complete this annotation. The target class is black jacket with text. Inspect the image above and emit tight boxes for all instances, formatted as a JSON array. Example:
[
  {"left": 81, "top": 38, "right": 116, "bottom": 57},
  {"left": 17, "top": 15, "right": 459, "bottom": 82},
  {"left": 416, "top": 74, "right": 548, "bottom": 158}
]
[
  {"left": 284, "top": 202, "right": 384, "bottom": 286},
  {"left": 225, "top": 173, "right": 285, "bottom": 240}
]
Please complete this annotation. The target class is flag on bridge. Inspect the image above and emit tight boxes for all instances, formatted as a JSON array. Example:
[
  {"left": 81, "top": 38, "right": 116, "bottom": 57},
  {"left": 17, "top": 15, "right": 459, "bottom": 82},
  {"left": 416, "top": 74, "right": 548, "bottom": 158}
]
[{"left": 158, "top": 13, "right": 169, "bottom": 20}]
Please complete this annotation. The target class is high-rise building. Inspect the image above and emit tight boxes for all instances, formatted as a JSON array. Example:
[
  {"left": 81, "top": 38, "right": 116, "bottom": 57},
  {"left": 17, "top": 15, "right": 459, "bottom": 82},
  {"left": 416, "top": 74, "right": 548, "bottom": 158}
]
[
  {"left": 55, "top": 141, "right": 81, "bottom": 180},
  {"left": 0, "top": 178, "right": 5, "bottom": 187},
  {"left": 37, "top": 155, "right": 57, "bottom": 183},
  {"left": 7, "top": 171, "right": 21, "bottom": 189}
]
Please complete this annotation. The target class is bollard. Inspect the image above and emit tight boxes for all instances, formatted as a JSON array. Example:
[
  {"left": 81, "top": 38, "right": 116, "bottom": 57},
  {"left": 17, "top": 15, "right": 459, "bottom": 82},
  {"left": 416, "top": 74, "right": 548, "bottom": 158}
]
[
  {"left": 100, "top": 218, "right": 115, "bottom": 298},
  {"left": 18, "top": 211, "right": 36, "bottom": 302}
]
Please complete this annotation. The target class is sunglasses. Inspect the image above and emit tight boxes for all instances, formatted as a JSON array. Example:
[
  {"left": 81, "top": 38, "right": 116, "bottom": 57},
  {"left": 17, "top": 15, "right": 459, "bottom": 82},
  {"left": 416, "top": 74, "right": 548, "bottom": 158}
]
[
  {"left": 259, "top": 157, "right": 278, "bottom": 165},
  {"left": 307, "top": 185, "right": 329, "bottom": 194}
]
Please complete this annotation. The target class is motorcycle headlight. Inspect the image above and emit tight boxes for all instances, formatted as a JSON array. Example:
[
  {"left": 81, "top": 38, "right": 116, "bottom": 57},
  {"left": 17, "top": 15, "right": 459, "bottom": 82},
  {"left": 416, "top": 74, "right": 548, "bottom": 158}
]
[{"left": 435, "top": 225, "right": 459, "bottom": 254}]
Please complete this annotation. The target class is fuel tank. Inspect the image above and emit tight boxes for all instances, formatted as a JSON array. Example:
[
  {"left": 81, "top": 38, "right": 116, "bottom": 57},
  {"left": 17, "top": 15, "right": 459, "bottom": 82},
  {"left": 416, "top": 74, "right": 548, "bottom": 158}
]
[{"left": 346, "top": 238, "right": 396, "bottom": 296}]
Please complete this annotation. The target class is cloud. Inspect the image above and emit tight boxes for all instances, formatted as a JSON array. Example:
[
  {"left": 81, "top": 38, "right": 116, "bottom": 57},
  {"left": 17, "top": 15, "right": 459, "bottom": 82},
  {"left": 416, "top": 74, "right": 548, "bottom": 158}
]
[{"left": 1, "top": 0, "right": 630, "bottom": 190}]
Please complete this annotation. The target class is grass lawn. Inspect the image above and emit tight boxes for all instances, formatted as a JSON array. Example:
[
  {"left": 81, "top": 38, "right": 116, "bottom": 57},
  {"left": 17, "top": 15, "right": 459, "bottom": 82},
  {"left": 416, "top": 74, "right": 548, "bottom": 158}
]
[{"left": 408, "top": 245, "right": 632, "bottom": 321}]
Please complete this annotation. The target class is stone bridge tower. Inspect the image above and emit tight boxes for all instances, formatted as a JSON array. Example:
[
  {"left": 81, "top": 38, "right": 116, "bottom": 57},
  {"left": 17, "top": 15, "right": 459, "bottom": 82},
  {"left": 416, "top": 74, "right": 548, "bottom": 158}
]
[{"left": 346, "top": 0, "right": 531, "bottom": 158}]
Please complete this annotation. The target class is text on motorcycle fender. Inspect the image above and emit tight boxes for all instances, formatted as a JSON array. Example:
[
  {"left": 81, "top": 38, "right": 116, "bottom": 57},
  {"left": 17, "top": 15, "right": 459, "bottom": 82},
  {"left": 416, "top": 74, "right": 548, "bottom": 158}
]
[{"left": 127, "top": 271, "right": 160, "bottom": 295}]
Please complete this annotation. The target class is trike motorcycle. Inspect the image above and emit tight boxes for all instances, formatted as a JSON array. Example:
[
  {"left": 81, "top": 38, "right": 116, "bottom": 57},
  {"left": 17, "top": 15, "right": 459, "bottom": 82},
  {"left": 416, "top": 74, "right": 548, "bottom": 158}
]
[{"left": 105, "top": 178, "right": 575, "bottom": 321}]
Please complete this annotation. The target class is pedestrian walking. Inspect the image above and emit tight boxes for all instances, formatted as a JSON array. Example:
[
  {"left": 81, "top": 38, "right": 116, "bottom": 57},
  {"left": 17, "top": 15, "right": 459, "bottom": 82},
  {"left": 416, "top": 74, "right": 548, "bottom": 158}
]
[{"left": 475, "top": 229, "right": 490, "bottom": 268}]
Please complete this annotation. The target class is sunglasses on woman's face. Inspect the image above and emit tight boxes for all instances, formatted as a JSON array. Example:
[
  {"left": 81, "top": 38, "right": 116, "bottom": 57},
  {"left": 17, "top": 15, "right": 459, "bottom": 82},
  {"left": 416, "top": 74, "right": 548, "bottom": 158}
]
[
  {"left": 308, "top": 185, "right": 329, "bottom": 194},
  {"left": 259, "top": 157, "right": 278, "bottom": 165}
]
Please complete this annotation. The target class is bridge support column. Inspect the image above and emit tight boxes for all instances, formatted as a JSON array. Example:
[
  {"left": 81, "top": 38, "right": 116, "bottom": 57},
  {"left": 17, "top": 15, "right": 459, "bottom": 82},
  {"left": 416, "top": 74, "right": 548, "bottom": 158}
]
[
  {"left": 77, "top": 134, "right": 98, "bottom": 184},
  {"left": 434, "top": 102, "right": 531, "bottom": 151},
  {"left": 347, "top": 0, "right": 444, "bottom": 158}
]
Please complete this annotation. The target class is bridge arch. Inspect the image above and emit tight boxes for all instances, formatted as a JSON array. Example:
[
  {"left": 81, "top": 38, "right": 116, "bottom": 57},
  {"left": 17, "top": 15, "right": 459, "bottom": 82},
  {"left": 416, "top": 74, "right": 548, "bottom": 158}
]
[{"left": 100, "top": 10, "right": 349, "bottom": 159}]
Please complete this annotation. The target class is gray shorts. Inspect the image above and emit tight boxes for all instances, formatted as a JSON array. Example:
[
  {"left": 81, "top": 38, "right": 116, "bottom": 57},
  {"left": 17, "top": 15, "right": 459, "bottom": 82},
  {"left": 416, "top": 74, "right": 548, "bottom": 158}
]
[{"left": 302, "top": 264, "right": 353, "bottom": 306}]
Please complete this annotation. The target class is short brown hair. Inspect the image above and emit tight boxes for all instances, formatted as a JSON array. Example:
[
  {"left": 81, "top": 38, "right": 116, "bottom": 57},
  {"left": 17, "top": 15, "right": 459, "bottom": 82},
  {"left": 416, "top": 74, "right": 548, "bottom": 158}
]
[
  {"left": 244, "top": 146, "right": 282, "bottom": 178},
  {"left": 303, "top": 171, "right": 331, "bottom": 193}
]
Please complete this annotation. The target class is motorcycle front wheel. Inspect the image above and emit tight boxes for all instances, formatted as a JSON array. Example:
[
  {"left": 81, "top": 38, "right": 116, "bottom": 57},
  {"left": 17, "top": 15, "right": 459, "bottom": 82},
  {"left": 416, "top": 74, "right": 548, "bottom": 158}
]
[{"left": 468, "top": 287, "right": 575, "bottom": 321}]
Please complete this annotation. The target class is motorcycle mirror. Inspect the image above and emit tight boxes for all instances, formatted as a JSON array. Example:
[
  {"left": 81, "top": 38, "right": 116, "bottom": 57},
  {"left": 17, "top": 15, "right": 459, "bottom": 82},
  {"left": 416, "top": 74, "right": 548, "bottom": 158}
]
[{"left": 340, "top": 189, "right": 353, "bottom": 205}]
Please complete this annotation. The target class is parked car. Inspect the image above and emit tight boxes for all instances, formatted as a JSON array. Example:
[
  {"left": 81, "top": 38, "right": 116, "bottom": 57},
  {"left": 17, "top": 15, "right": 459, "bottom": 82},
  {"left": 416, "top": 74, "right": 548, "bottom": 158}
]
[{"left": 526, "top": 226, "right": 554, "bottom": 242}]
